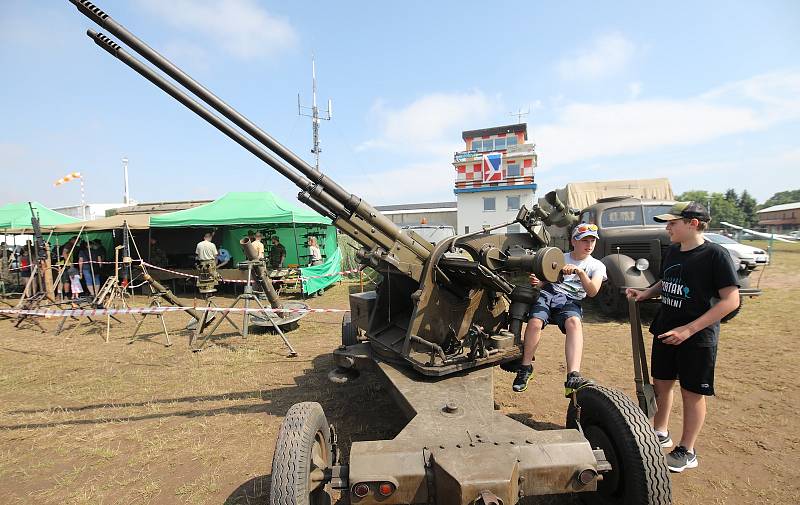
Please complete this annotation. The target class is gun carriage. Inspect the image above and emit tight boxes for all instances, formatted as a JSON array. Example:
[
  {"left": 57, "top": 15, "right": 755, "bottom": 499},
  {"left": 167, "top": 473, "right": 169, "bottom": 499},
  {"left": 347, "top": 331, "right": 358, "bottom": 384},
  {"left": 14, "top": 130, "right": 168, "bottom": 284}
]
[{"left": 67, "top": 2, "right": 671, "bottom": 503}]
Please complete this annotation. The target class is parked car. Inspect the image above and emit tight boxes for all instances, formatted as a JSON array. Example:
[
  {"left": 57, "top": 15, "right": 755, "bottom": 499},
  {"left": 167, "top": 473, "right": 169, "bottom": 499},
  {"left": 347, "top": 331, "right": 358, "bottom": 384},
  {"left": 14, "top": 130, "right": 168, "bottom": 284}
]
[{"left": 704, "top": 233, "right": 769, "bottom": 270}]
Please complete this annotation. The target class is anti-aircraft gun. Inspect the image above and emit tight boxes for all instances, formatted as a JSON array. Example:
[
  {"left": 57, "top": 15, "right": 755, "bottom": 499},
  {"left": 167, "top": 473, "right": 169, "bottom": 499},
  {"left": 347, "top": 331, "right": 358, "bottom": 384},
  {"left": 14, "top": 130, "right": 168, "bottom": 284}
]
[{"left": 67, "top": 2, "right": 671, "bottom": 504}]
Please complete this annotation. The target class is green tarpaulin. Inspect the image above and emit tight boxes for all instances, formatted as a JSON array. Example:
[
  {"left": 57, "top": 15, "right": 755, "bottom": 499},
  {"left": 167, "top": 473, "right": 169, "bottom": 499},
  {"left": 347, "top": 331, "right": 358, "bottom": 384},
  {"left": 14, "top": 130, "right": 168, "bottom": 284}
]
[
  {"left": 300, "top": 247, "right": 342, "bottom": 294},
  {"left": 150, "top": 192, "right": 339, "bottom": 269},
  {"left": 150, "top": 192, "right": 330, "bottom": 227},
  {"left": 0, "top": 202, "right": 79, "bottom": 230}
]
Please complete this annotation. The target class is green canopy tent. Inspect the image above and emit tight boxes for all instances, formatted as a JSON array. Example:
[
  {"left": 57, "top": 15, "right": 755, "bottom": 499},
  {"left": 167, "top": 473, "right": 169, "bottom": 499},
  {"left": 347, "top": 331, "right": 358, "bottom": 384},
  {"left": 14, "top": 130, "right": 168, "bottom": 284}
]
[
  {"left": 150, "top": 192, "right": 340, "bottom": 294},
  {"left": 0, "top": 202, "right": 79, "bottom": 231}
]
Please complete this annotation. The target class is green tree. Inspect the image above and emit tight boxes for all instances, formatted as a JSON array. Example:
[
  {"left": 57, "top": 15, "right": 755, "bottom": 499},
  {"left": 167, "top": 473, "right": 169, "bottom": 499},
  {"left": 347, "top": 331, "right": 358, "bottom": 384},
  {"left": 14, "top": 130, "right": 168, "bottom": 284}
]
[
  {"left": 737, "top": 190, "right": 758, "bottom": 227},
  {"left": 676, "top": 190, "right": 744, "bottom": 228},
  {"left": 724, "top": 188, "right": 738, "bottom": 202},
  {"left": 676, "top": 190, "right": 709, "bottom": 204},
  {"left": 761, "top": 190, "right": 800, "bottom": 209}
]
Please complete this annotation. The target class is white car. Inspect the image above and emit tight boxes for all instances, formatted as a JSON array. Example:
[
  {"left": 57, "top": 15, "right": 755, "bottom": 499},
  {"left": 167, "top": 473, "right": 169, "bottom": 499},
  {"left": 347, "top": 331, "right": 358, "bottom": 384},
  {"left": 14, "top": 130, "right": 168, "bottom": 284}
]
[{"left": 705, "top": 233, "right": 769, "bottom": 270}]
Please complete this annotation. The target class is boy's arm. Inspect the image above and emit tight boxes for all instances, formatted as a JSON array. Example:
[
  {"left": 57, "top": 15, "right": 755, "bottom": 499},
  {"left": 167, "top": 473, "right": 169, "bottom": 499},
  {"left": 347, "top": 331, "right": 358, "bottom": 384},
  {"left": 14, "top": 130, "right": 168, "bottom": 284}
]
[
  {"left": 626, "top": 281, "right": 662, "bottom": 302},
  {"left": 657, "top": 285, "right": 739, "bottom": 345},
  {"left": 563, "top": 265, "right": 603, "bottom": 297}
]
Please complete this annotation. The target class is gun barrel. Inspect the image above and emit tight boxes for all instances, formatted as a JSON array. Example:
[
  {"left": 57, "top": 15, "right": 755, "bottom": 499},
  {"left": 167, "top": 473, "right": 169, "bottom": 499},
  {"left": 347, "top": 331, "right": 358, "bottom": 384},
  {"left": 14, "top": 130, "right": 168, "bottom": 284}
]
[
  {"left": 239, "top": 238, "right": 281, "bottom": 309},
  {"left": 143, "top": 274, "right": 204, "bottom": 321},
  {"left": 73, "top": 1, "right": 430, "bottom": 261}
]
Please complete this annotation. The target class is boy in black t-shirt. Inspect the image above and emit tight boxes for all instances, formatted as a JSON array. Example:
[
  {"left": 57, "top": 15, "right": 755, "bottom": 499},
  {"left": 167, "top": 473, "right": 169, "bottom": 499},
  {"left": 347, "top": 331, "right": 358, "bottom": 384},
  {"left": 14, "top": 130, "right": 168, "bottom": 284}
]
[{"left": 626, "top": 201, "right": 739, "bottom": 473}]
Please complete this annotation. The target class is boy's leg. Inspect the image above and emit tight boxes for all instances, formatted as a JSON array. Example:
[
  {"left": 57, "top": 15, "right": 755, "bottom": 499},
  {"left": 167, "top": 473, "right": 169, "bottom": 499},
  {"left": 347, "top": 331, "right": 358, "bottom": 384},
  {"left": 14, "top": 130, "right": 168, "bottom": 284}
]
[
  {"left": 670, "top": 344, "right": 715, "bottom": 463},
  {"left": 653, "top": 378, "right": 675, "bottom": 433},
  {"left": 563, "top": 315, "right": 583, "bottom": 373},
  {"left": 521, "top": 317, "right": 544, "bottom": 365},
  {"left": 513, "top": 318, "right": 544, "bottom": 392},
  {"left": 679, "top": 388, "right": 706, "bottom": 453}
]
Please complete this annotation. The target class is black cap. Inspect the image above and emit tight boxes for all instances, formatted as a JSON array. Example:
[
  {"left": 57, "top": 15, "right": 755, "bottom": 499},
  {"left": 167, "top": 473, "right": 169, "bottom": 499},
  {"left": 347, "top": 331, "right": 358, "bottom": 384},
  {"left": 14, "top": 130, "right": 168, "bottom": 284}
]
[{"left": 653, "top": 201, "right": 711, "bottom": 222}]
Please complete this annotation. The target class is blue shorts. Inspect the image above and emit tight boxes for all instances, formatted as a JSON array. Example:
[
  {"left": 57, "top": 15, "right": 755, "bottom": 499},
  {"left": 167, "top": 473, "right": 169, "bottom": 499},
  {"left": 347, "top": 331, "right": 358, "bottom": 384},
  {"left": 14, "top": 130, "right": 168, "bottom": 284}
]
[
  {"left": 82, "top": 267, "right": 100, "bottom": 286},
  {"left": 528, "top": 286, "right": 583, "bottom": 334}
]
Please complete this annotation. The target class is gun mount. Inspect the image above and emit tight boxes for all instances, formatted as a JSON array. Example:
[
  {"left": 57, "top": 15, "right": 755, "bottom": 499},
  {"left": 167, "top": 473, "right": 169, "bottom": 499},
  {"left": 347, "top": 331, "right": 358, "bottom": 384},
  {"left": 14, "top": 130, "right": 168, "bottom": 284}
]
[{"left": 67, "top": 2, "right": 671, "bottom": 504}]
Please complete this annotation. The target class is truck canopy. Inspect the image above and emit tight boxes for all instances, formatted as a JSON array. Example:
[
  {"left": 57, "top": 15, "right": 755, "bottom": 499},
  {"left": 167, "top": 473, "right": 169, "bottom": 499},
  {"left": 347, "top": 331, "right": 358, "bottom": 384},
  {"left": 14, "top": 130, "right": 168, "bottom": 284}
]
[{"left": 540, "top": 178, "right": 674, "bottom": 212}]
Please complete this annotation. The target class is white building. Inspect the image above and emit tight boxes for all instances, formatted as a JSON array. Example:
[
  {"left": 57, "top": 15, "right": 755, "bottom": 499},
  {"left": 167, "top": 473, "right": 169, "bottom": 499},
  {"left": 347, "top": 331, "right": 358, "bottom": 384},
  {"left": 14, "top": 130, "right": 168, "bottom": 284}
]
[
  {"left": 53, "top": 203, "right": 129, "bottom": 221},
  {"left": 453, "top": 124, "right": 537, "bottom": 234}
]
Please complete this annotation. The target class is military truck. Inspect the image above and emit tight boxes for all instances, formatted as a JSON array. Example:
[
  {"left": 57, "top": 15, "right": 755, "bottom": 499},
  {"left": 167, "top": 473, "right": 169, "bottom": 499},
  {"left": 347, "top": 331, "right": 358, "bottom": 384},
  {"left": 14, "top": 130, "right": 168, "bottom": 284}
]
[{"left": 555, "top": 196, "right": 760, "bottom": 318}]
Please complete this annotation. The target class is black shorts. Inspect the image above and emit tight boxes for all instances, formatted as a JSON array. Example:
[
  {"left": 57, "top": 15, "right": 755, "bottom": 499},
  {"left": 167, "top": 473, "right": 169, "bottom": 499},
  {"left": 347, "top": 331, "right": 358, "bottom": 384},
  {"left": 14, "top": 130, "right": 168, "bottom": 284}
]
[{"left": 651, "top": 340, "right": 717, "bottom": 396}]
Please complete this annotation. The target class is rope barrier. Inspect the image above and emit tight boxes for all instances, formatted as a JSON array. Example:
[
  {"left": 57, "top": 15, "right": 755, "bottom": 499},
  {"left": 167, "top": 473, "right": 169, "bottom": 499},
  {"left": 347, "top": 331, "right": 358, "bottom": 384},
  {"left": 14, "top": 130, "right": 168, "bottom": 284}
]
[{"left": 0, "top": 305, "right": 349, "bottom": 318}]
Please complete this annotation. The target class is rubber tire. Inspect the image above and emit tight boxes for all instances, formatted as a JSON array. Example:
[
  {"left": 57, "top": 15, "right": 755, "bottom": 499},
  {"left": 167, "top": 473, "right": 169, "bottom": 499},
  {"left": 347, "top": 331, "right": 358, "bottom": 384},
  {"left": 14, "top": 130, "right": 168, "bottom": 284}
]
[
  {"left": 597, "top": 280, "right": 626, "bottom": 318},
  {"left": 341, "top": 313, "right": 358, "bottom": 347},
  {"left": 270, "top": 402, "right": 333, "bottom": 505},
  {"left": 566, "top": 385, "right": 671, "bottom": 505},
  {"left": 720, "top": 296, "right": 742, "bottom": 323}
]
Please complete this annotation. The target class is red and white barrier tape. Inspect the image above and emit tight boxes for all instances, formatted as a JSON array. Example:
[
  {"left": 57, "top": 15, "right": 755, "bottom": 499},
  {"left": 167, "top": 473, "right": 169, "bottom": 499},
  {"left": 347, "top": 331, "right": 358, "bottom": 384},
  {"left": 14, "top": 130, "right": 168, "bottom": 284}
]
[
  {"left": 140, "top": 262, "right": 360, "bottom": 283},
  {"left": 0, "top": 305, "right": 349, "bottom": 318}
]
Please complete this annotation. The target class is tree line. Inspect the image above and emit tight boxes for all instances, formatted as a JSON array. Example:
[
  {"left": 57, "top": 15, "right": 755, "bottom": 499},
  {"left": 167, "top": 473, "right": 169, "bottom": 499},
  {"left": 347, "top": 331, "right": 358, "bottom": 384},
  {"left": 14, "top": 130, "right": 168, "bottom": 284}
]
[{"left": 675, "top": 189, "right": 800, "bottom": 229}]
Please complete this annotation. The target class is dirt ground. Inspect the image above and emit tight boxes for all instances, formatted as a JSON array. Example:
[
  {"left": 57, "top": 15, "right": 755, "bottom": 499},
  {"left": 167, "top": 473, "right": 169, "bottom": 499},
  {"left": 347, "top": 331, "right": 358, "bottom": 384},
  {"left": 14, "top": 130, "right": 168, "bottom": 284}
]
[{"left": 1, "top": 241, "right": 798, "bottom": 505}]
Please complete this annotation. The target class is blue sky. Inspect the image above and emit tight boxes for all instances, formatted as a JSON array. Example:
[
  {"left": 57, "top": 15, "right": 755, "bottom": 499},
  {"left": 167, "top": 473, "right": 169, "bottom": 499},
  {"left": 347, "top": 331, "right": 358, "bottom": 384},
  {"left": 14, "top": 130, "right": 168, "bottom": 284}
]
[{"left": 1, "top": 0, "right": 798, "bottom": 211}]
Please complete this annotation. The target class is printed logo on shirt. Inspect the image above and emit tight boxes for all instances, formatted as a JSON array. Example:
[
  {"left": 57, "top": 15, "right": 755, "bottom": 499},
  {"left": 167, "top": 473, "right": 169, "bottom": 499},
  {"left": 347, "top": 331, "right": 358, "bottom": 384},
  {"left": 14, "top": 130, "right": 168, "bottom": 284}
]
[{"left": 662, "top": 264, "right": 691, "bottom": 309}]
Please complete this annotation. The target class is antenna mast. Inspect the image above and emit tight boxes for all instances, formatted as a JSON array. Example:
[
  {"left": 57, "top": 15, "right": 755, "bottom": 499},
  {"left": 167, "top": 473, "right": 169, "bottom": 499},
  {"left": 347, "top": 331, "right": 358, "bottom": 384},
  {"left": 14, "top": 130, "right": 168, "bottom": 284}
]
[
  {"left": 298, "top": 56, "right": 332, "bottom": 171},
  {"left": 510, "top": 107, "right": 530, "bottom": 124}
]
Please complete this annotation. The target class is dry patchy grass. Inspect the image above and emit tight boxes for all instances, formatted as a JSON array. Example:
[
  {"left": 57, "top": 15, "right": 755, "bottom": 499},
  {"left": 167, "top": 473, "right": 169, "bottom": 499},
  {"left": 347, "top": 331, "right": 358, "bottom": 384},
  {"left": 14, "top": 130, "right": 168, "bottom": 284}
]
[{"left": 1, "top": 251, "right": 798, "bottom": 505}]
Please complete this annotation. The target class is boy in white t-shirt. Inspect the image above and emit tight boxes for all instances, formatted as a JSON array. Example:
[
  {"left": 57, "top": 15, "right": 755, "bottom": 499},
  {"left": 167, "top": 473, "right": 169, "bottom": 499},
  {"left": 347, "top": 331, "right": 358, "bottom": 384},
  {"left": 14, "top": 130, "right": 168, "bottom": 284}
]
[{"left": 513, "top": 223, "right": 607, "bottom": 393}]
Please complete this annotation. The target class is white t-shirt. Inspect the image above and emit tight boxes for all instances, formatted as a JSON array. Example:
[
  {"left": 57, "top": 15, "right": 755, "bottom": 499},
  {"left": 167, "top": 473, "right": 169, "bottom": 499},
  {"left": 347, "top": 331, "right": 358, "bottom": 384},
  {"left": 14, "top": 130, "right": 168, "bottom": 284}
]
[
  {"left": 195, "top": 240, "right": 218, "bottom": 261},
  {"left": 550, "top": 252, "right": 607, "bottom": 300}
]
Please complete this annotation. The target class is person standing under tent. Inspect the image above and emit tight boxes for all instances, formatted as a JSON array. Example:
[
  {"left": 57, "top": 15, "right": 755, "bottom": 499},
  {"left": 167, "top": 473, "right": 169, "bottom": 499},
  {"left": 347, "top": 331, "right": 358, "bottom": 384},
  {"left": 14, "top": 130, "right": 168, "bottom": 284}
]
[{"left": 307, "top": 236, "right": 322, "bottom": 266}]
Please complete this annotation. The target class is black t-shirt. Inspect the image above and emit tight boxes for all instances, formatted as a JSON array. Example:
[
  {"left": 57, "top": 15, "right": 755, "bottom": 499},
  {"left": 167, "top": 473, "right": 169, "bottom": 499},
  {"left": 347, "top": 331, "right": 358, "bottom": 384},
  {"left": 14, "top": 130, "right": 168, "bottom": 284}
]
[
  {"left": 269, "top": 243, "right": 286, "bottom": 267},
  {"left": 650, "top": 241, "right": 739, "bottom": 347}
]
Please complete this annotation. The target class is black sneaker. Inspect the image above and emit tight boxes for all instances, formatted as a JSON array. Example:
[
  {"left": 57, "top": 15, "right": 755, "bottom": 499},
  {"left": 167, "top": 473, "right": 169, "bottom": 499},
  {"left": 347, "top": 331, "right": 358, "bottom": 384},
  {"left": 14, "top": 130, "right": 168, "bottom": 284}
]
[
  {"left": 564, "top": 371, "right": 594, "bottom": 396},
  {"left": 656, "top": 431, "right": 673, "bottom": 448},
  {"left": 666, "top": 445, "right": 698, "bottom": 472},
  {"left": 512, "top": 364, "right": 534, "bottom": 392}
]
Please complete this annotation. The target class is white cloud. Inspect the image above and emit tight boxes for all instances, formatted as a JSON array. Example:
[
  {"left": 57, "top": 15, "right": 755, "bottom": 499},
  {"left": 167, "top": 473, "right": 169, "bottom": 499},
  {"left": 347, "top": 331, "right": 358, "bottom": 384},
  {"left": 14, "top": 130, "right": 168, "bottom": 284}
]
[
  {"left": 137, "top": 0, "right": 297, "bottom": 60},
  {"left": 628, "top": 81, "right": 642, "bottom": 99},
  {"left": 663, "top": 149, "right": 800, "bottom": 201},
  {"left": 357, "top": 91, "right": 498, "bottom": 155},
  {"left": 531, "top": 70, "right": 800, "bottom": 168},
  {"left": 341, "top": 161, "right": 455, "bottom": 205},
  {"left": 557, "top": 32, "right": 636, "bottom": 80}
]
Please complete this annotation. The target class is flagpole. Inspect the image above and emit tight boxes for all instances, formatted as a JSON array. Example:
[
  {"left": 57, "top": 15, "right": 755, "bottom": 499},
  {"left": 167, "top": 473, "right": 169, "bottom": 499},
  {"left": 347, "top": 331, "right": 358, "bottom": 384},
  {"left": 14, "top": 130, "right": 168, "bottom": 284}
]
[{"left": 80, "top": 175, "right": 86, "bottom": 220}]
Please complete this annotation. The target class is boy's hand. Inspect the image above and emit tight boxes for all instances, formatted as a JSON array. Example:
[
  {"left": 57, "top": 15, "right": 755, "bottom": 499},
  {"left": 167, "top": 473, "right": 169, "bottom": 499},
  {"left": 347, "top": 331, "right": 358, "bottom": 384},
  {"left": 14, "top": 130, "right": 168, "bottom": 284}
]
[
  {"left": 529, "top": 274, "right": 541, "bottom": 287},
  {"left": 657, "top": 325, "right": 692, "bottom": 345},
  {"left": 561, "top": 264, "right": 582, "bottom": 276},
  {"left": 626, "top": 288, "right": 646, "bottom": 301}
]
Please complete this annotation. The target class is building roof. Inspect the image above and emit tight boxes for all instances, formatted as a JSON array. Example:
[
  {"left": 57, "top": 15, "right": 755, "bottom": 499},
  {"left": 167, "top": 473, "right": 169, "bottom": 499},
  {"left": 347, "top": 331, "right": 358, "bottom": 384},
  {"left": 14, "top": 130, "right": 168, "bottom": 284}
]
[
  {"left": 110, "top": 199, "right": 213, "bottom": 216},
  {"left": 462, "top": 123, "right": 527, "bottom": 141},
  {"left": 757, "top": 202, "right": 800, "bottom": 213},
  {"left": 375, "top": 201, "right": 457, "bottom": 212}
]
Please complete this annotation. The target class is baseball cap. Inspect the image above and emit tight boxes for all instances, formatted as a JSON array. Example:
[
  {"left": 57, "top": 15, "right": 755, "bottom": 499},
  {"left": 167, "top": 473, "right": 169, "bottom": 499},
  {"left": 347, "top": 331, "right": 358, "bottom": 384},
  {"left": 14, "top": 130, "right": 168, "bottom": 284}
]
[
  {"left": 572, "top": 222, "right": 599, "bottom": 240},
  {"left": 653, "top": 201, "right": 710, "bottom": 223}
]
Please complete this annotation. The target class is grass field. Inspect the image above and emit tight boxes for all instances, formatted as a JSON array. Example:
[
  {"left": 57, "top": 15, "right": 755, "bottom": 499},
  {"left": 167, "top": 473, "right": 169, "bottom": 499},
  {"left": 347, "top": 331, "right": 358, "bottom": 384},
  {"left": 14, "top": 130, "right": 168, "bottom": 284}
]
[{"left": 0, "top": 243, "right": 798, "bottom": 504}]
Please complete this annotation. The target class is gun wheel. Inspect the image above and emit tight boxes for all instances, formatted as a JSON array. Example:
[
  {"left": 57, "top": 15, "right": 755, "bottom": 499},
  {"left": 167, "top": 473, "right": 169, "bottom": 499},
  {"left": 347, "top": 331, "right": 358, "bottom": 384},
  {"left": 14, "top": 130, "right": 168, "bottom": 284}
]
[
  {"left": 566, "top": 385, "right": 671, "bottom": 505},
  {"left": 271, "top": 402, "right": 333, "bottom": 505}
]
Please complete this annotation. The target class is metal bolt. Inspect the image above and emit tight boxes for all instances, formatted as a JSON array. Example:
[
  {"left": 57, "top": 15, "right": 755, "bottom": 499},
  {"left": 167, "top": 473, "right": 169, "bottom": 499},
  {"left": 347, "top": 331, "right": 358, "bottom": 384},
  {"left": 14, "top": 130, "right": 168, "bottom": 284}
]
[{"left": 443, "top": 402, "right": 459, "bottom": 413}]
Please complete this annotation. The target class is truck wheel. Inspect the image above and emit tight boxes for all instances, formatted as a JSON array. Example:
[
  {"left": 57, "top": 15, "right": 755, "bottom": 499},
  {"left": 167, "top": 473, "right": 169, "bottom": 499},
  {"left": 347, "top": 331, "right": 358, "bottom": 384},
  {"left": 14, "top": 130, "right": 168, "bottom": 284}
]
[
  {"left": 566, "top": 385, "right": 671, "bottom": 505},
  {"left": 341, "top": 313, "right": 358, "bottom": 346},
  {"left": 597, "top": 281, "right": 625, "bottom": 317},
  {"left": 271, "top": 402, "right": 333, "bottom": 505},
  {"left": 721, "top": 296, "right": 742, "bottom": 323}
]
